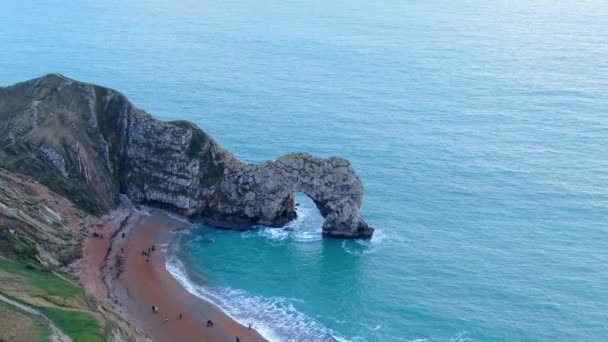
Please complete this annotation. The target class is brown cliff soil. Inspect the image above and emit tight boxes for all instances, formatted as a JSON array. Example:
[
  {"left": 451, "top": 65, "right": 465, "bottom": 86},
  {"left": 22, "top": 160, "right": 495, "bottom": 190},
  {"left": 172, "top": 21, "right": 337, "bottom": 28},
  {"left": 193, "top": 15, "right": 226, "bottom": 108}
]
[{"left": 99, "top": 209, "right": 267, "bottom": 342}]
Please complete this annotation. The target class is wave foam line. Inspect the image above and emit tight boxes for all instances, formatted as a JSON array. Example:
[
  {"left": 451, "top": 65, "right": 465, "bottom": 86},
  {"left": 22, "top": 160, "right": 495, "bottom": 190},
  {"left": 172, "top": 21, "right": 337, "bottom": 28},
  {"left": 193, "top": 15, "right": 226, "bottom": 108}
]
[
  {"left": 165, "top": 247, "right": 345, "bottom": 342},
  {"left": 249, "top": 202, "right": 325, "bottom": 243}
]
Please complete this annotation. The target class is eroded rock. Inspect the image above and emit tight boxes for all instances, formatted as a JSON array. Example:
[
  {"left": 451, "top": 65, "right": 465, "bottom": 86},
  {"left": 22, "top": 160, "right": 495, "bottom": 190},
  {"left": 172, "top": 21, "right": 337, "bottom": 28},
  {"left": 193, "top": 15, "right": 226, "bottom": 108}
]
[{"left": 0, "top": 74, "right": 374, "bottom": 238}]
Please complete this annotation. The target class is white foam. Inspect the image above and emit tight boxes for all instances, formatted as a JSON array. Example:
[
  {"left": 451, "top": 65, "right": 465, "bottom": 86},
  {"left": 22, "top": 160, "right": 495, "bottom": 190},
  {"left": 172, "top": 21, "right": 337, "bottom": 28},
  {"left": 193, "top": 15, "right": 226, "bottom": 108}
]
[
  {"left": 292, "top": 230, "right": 322, "bottom": 242},
  {"left": 340, "top": 228, "right": 388, "bottom": 256},
  {"left": 253, "top": 201, "right": 384, "bottom": 247},
  {"left": 335, "top": 337, "right": 352, "bottom": 342},
  {"left": 370, "top": 228, "right": 388, "bottom": 244},
  {"left": 165, "top": 249, "right": 347, "bottom": 342},
  {"left": 163, "top": 200, "right": 371, "bottom": 341},
  {"left": 251, "top": 202, "right": 324, "bottom": 243},
  {"left": 341, "top": 240, "right": 367, "bottom": 256},
  {"left": 166, "top": 211, "right": 193, "bottom": 224},
  {"left": 257, "top": 227, "right": 290, "bottom": 241},
  {"left": 448, "top": 331, "right": 471, "bottom": 342}
]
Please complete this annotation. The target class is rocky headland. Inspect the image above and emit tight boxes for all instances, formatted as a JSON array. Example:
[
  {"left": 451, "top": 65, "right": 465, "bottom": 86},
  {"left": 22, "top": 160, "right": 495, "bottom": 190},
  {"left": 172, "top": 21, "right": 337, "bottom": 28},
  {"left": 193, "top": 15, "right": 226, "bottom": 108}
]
[{"left": 0, "top": 74, "right": 373, "bottom": 238}]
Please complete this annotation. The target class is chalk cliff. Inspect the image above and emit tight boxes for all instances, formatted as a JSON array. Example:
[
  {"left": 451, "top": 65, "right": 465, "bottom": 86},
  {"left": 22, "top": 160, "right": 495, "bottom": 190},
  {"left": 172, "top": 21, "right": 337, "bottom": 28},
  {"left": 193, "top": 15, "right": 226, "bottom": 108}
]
[{"left": 0, "top": 74, "right": 373, "bottom": 238}]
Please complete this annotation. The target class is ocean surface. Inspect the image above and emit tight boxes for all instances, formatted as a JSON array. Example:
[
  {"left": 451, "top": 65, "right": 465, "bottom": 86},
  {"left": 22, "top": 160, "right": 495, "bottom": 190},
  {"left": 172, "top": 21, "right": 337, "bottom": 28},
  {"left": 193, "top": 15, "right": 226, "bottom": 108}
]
[{"left": 1, "top": 0, "right": 607, "bottom": 340}]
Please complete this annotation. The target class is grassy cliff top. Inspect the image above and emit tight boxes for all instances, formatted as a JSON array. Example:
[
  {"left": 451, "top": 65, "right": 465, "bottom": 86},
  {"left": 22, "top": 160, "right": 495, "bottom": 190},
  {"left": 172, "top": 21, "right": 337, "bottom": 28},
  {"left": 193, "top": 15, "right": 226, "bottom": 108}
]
[{"left": 0, "top": 256, "right": 106, "bottom": 342}]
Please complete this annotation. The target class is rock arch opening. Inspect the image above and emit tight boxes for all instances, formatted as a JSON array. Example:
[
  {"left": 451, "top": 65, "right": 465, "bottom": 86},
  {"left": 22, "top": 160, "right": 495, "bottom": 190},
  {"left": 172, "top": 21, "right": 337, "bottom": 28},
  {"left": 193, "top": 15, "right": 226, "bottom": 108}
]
[{"left": 284, "top": 192, "right": 325, "bottom": 231}]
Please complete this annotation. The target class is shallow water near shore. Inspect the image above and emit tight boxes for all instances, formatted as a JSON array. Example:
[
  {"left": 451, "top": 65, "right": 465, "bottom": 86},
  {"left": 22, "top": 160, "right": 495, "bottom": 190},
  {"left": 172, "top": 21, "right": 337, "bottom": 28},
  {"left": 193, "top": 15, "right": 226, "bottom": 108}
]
[
  {"left": 167, "top": 196, "right": 383, "bottom": 342},
  {"left": 2, "top": 0, "right": 608, "bottom": 341}
]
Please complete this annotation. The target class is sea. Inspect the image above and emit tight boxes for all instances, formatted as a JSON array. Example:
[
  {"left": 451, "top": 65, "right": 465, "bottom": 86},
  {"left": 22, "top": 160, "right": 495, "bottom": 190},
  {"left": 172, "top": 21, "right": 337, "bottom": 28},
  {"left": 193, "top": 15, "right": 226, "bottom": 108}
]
[{"left": 1, "top": 0, "right": 607, "bottom": 341}]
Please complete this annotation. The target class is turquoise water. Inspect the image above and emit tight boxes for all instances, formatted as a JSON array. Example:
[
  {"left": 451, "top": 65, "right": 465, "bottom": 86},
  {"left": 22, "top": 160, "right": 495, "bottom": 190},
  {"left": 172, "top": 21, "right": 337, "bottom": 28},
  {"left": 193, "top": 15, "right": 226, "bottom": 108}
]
[{"left": 2, "top": 0, "right": 608, "bottom": 340}]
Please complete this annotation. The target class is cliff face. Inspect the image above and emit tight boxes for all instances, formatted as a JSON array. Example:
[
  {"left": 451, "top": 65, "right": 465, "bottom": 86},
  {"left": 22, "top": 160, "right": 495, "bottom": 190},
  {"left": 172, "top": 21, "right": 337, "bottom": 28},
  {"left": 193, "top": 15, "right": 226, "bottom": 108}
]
[
  {"left": 0, "top": 74, "right": 373, "bottom": 238},
  {"left": 0, "top": 169, "right": 85, "bottom": 266}
]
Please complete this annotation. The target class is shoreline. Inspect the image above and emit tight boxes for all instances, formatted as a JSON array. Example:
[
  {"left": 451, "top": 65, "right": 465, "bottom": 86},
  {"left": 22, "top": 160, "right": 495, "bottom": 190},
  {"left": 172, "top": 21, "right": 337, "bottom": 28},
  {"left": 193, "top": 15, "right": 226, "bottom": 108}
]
[{"left": 81, "top": 207, "right": 266, "bottom": 342}]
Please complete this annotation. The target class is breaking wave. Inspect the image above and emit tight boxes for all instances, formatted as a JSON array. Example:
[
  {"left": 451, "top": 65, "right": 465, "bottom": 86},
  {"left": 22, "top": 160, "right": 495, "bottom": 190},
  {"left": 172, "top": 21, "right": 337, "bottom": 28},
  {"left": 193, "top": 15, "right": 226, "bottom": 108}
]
[
  {"left": 243, "top": 199, "right": 325, "bottom": 243},
  {"left": 164, "top": 195, "right": 375, "bottom": 341},
  {"left": 166, "top": 251, "right": 348, "bottom": 342}
]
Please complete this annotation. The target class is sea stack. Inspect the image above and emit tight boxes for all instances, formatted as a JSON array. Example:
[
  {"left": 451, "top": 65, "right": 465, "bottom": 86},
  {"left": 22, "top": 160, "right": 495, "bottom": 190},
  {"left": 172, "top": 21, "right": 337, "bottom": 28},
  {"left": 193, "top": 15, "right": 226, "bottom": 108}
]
[{"left": 0, "top": 74, "right": 374, "bottom": 238}]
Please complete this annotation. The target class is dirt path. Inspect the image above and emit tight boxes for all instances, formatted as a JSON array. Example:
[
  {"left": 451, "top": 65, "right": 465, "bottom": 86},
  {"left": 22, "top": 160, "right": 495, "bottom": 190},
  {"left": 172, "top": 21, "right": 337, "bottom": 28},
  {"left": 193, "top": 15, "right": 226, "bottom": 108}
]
[{"left": 0, "top": 293, "right": 72, "bottom": 342}]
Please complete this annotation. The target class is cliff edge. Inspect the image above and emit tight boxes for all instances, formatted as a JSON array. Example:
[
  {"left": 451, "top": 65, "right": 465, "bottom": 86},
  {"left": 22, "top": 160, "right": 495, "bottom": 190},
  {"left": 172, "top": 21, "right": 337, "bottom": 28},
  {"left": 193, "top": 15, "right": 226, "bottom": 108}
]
[{"left": 0, "top": 74, "right": 373, "bottom": 238}]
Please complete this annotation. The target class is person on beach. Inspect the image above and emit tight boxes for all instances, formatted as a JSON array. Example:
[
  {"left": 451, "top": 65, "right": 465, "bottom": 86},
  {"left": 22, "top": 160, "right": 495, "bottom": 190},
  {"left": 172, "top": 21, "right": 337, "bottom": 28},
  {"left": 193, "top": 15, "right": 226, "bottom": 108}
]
[
  {"left": 236, "top": 337, "right": 240, "bottom": 342},
  {"left": 152, "top": 244, "right": 156, "bottom": 251},
  {"left": 179, "top": 313, "right": 182, "bottom": 320},
  {"left": 122, "top": 232, "right": 125, "bottom": 238},
  {"left": 164, "top": 316, "right": 168, "bottom": 324},
  {"left": 121, "top": 247, "right": 124, "bottom": 253},
  {"left": 206, "top": 320, "right": 214, "bottom": 327}
]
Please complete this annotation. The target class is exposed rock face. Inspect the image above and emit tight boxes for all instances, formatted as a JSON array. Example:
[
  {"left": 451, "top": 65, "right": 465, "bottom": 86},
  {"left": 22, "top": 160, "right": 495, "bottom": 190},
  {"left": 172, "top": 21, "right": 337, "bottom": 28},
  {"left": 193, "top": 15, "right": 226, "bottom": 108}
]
[
  {"left": 0, "top": 169, "right": 85, "bottom": 266},
  {"left": 0, "top": 74, "right": 374, "bottom": 238},
  {"left": 0, "top": 169, "right": 151, "bottom": 342},
  {"left": 212, "top": 153, "right": 373, "bottom": 238}
]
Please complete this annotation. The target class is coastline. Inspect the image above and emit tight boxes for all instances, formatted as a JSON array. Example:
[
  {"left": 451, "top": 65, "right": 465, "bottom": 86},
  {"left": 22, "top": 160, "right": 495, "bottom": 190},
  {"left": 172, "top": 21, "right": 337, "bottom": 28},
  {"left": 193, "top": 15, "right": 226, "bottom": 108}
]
[{"left": 80, "top": 207, "right": 266, "bottom": 342}]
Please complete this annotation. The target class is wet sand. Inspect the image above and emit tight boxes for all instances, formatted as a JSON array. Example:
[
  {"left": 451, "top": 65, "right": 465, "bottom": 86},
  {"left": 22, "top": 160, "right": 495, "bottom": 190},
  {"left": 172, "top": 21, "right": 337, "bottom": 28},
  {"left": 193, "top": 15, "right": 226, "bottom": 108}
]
[{"left": 88, "top": 209, "right": 266, "bottom": 342}]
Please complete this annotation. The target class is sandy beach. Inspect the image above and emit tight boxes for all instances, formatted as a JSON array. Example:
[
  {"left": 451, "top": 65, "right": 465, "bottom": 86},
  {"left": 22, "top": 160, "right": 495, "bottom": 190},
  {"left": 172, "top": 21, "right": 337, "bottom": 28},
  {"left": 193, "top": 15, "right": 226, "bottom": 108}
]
[{"left": 80, "top": 208, "right": 266, "bottom": 342}]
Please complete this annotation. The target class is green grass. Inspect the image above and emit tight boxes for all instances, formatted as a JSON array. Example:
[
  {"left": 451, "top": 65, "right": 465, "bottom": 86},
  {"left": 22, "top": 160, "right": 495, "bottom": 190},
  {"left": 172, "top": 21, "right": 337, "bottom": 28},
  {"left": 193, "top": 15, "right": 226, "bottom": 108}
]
[
  {"left": 0, "top": 257, "right": 84, "bottom": 302},
  {"left": 280, "top": 153, "right": 300, "bottom": 162},
  {"left": 0, "top": 257, "right": 106, "bottom": 342},
  {"left": 0, "top": 294, "right": 105, "bottom": 342},
  {"left": 188, "top": 130, "right": 208, "bottom": 158},
  {"left": 0, "top": 302, "right": 51, "bottom": 342},
  {"left": 0, "top": 228, "right": 38, "bottom": 264},
  {"left": 201, "top": 160, "right": 224, "bottom": 186},
  {"left": 166, "top": 119, "right": 196, "bottom": 129},
  {"left": 40, "top": 307, "right": 104, "bottom": 342},
  {"left": 0, "top": 145, "right": 103, "bottom": 217}
]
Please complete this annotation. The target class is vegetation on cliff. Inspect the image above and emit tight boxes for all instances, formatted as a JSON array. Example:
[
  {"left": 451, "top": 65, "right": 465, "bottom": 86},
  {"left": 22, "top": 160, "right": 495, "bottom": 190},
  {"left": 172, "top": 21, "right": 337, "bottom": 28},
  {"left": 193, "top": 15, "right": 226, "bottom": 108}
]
[
  {"left": 0, "top": 257, "right": 106, "bottom": 341},
  {"left": 0, "top": 170, "right": 143, "bottom": 341},
  {"left": 0, "top": 301, "right": 52, "bottom": 342},
  {"left": 0, "top": 74, "right": 373, "bottom": 238}
]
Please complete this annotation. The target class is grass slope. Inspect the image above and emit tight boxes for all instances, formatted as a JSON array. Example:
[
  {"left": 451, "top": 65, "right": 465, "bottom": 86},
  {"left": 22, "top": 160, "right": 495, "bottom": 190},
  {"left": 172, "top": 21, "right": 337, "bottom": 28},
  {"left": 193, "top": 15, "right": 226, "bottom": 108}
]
[
  {"left": 0, "top": 301, "right": 51, "bottom": 342},
  {"left": 41, "top": 307, "right": 104, "bottom": 342},
  {"left": 0, "top": 257, "right": 106, "bottom": 341},
  {"left": 0, "top": 257, "right": 84, "bottom": 302}
]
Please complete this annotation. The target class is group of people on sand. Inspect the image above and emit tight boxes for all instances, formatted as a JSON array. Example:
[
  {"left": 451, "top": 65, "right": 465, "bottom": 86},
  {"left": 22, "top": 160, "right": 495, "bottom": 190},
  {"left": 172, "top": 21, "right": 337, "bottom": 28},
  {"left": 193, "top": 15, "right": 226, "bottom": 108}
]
[
  {"left": 141, "top": 244, "right": 156, "bottom": 262},
  {"left": 93, "top": 230, "right": 127, "bottom": 240},
  {"left": 91, "top": 228, "right": 127, "bottom": 242},
  {"left": 91, "top": 232, "right": 104, "bottom": 239},
  {"left": 150, "top": 304, "right": 250, "bottom": 341}
]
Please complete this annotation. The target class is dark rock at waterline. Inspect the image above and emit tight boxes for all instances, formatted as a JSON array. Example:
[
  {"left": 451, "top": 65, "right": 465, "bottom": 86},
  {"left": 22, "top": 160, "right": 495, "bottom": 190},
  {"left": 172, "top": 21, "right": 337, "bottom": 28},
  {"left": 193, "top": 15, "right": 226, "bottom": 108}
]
[{"left": 0, "top": 74, "right": 374, "bottom": 238}]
